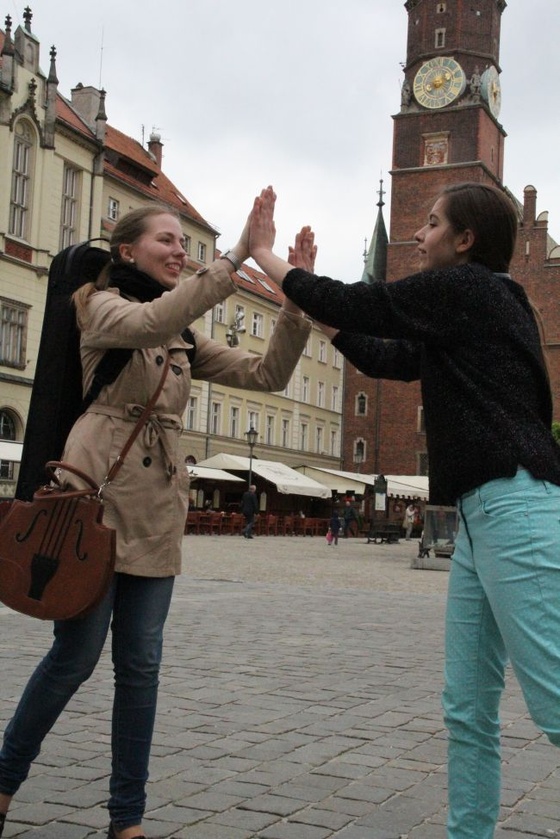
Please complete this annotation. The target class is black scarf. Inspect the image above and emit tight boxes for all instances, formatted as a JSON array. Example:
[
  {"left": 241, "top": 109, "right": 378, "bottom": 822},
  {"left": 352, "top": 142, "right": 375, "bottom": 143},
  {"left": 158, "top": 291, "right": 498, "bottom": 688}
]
[
  {"left": 108, "top": 262, "right": 195, "bottom": 352},
  {"left": 109, "top": 263, "right": 167, "bottom": 302}
]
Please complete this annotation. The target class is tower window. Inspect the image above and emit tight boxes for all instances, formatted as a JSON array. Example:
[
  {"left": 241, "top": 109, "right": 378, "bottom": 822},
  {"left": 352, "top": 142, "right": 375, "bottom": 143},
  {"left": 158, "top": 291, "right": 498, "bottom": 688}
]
[
  {"left": 354, "top": 439, "right": 366, "bottom": 466},
  {"left": 417, "top": 451, "right": 429, "bottom": 476},
  {"left": 435, "top": 28, "right": 445, "bottom": 48},
  {"left": 356, "top": 392, "right": 367, "bottom": 416}
]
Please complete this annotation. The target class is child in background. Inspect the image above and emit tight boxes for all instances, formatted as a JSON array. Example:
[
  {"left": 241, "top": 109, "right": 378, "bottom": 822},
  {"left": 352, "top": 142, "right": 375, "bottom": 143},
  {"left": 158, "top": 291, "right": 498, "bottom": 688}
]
[{"left": 328, "top": 509, "right": 341, "bottom": 546}]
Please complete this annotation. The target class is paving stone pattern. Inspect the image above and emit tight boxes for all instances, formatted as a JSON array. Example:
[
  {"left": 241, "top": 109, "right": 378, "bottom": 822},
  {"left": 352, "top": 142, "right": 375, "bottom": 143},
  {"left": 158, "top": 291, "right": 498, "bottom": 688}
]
[{"left": 0, "top": 535, "right": 558, "bottom": 837}]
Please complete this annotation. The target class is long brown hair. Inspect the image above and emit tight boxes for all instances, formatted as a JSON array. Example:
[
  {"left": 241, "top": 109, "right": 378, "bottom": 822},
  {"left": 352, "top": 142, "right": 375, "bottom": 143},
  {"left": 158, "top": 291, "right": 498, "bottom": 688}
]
[
  {"left": 440, "top": 182, "right": 518, "bottom": 273},
  {"left": 441, "top": 182, "right": 550, "bottom": 381},
  {"left": 73, "top": 204, "right": 180, "bottom": 326}
]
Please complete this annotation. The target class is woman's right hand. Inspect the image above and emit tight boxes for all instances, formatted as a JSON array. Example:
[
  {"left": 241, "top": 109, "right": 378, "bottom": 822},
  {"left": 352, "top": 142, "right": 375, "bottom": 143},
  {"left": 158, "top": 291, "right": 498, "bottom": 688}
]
[{"left": 226, "top": 187, "right": 273, "bottom": 268}]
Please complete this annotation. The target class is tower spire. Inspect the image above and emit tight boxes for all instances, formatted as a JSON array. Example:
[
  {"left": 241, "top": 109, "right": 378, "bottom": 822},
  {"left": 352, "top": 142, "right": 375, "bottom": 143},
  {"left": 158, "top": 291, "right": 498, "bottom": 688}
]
[{"left": 361, "top": 177, "right": 388, "bottom": 284}]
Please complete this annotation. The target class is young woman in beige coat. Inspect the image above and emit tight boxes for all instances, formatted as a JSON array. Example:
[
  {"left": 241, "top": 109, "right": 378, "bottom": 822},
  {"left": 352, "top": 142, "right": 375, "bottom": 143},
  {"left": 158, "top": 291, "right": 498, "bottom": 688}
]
[{"left": 0, "top": 196, "right": 311, "bottom": 839}]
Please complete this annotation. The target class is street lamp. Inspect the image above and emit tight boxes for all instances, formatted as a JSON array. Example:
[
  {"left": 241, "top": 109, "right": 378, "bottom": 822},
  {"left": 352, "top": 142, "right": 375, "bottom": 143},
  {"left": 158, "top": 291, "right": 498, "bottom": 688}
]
[
  {"left": 245, "top": 426, "right": 258, "bottom": 488},
  {"left": 226, "top": 311, "right": 246, "bottom": 347}
]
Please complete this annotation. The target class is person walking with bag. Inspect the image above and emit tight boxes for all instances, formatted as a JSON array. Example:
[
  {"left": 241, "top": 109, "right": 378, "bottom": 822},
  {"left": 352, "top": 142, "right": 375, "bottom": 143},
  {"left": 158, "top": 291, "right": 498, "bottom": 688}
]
[
  {"left": 0, "top": 193, "right": 311, "bottom": 839},
  {"left": 248, "top": 183, "right": 560, "bottom": 839}
]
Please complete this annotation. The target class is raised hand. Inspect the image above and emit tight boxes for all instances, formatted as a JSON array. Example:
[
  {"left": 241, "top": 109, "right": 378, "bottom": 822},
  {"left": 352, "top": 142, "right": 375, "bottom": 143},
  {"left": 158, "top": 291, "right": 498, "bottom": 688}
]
[
  {"left": 249, "top": 186, "right": 277, "bottom": 258},
  {"left": 288, "top": 226, "right": 317, "bottom": 273}
]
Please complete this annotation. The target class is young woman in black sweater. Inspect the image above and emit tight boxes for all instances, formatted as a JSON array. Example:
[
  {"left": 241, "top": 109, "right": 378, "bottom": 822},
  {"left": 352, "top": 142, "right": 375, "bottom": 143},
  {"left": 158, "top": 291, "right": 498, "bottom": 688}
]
[{"left": 248, "top": 182, "right": 560, "bottom": 839}]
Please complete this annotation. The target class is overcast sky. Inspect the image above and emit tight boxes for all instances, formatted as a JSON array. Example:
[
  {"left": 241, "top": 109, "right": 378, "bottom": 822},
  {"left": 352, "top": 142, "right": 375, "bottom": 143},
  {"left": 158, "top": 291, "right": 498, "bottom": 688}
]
[{"left": 15, "top": 0, "right": 560, "bottom": 281}]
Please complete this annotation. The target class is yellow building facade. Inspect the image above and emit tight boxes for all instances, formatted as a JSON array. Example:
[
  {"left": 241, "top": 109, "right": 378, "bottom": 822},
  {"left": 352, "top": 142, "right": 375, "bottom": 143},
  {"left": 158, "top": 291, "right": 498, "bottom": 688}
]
[{"left": 0, "top": 10, "right": 343, "bottom": 499}]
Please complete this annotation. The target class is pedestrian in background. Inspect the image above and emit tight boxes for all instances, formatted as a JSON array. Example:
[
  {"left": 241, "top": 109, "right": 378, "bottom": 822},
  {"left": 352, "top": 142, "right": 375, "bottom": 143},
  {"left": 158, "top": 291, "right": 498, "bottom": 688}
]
[
  {"left": 241, "top": 484, "right": 259, "bottom": 539},
  {"left": 342, "top": 500, "right": 359, "bottom": 538},
  {"left": 328, "top": 509, "right": 341, "bottom": 546},
  {"left": 403, "top": 503, "right": 416, "bottom": 540}
]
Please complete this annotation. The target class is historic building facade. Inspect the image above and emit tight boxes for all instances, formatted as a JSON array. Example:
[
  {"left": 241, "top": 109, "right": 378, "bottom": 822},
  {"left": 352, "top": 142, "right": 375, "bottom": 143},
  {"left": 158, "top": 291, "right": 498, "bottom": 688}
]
[
  {"left": 343, "top": 0, "right": 560, "bottom": 479},
  {"left": 0, "top": 9, "right": 343, "bottom": 499}
]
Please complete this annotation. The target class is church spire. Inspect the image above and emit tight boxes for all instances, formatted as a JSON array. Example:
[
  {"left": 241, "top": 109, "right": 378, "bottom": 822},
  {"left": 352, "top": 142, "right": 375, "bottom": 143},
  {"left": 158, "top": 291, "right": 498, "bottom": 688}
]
[{"left": 361, "top": 178, "right": 388, "bottom": 284}]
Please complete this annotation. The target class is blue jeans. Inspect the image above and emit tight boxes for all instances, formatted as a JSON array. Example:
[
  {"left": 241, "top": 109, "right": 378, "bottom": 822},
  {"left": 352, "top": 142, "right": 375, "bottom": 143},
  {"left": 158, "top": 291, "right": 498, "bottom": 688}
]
[
  {"left": 443, "top": 468, "right": 560, "bottom": 838},
  {"left": 0, "top": 573, "right": 174, "bottom": 830},
  {"left": 242, "top": 515, "right": 255, "bottom": 537}
]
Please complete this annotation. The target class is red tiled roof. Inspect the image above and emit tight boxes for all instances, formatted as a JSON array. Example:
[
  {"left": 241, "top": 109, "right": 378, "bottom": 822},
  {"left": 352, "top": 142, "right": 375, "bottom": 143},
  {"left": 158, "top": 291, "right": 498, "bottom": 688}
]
[
  {"left": 216, "top": 251, "right": 285, "bottom": 305},
  {"left": 105, "top": 124, "right": 158, "bottom": 178},
  {"left": 0, "top": 27, "right": 280, "bottom": 305},
  {"left": 56, "top": 94, "right": 96, "bottom": 139},
  {"left": 52, "top": 93, "right": 214, "bottom": 231}
]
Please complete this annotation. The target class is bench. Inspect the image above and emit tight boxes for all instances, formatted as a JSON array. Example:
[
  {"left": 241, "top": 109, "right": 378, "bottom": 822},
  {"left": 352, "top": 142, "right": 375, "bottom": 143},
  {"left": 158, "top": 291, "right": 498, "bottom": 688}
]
[{"left": 366, "top": 524, "right": 401, "bottom": 544}]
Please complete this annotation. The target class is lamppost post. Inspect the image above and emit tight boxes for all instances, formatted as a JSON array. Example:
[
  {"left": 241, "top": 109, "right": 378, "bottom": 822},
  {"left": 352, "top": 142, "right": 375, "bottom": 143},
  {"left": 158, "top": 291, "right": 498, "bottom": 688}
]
[{"left": 245, "top": 426, "right": 258, "bottom": 488}]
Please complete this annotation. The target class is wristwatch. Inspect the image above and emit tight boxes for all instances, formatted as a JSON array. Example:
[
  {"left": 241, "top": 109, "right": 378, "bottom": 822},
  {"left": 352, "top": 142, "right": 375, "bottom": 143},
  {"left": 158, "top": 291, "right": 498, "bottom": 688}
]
[{"left": 220, "top": 250, "right": 242, "bottom": 272}]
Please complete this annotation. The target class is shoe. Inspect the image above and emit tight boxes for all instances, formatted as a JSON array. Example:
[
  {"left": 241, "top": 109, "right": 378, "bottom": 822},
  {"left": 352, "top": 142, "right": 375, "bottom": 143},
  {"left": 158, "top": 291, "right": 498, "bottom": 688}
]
[
  {"left": 246, "top": 535, "right": 254, "bottom": 539},
  {"left": 107, "top": 823, "right": 146, "bottom": 839},
  {"left": 0, "top": 812, "right": 5, "bottom": 837}
]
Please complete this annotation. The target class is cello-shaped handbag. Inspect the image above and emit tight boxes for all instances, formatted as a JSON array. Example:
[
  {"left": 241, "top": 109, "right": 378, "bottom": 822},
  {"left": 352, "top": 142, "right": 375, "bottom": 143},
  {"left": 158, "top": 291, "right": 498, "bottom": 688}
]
[{"left": 0, "top": 357, "right": 169, "bottom": 621}]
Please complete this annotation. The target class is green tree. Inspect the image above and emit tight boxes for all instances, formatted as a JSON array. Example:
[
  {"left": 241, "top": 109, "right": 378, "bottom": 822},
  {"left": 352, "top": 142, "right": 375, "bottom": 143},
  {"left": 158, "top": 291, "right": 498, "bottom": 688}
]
[{"left": 552, "top": 422, "right": 560, "bottom": 445}]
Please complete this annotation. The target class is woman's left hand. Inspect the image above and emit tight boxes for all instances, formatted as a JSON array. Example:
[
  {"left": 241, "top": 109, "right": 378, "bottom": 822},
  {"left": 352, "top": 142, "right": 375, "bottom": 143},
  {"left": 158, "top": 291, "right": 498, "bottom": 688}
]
[
  {"left": 249, "top": 186, "right": 277, "bottom": 259},
  {"left": 288, "top": 226, "right": 317, "bottom": 273}
]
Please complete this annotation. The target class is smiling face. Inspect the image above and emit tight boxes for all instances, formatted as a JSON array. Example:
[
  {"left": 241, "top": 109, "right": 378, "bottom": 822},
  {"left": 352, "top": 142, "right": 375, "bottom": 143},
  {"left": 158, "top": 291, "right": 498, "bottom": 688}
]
[
  {"left": 414, "top": 196, "right": 473, "bottom": 272},
  {"left": 119, "top": 213, "right": 187, "bottom": 289}
]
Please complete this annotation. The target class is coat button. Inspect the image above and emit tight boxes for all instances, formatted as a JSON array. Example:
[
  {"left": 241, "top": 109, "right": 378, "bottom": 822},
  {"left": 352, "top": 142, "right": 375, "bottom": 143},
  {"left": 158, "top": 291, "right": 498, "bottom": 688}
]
[
  {"left": 156, "top": 355, "right": 164, "bottom": 365},
  {"left": 171, "top": 364, "right": 182, "bottom": 376},
  {"left": 143, "top": 457, "right": 152, "bottom": 467}
]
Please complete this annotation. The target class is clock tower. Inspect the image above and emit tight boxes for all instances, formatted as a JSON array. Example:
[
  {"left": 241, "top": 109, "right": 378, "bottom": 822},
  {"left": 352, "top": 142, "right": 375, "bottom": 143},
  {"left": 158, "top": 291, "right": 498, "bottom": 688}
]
[
  {"left": 392, "top": 0, "right": 506, "bottom": 247},
  {"left": 344, "top": 0, "right": 509, "bottom": 481}
]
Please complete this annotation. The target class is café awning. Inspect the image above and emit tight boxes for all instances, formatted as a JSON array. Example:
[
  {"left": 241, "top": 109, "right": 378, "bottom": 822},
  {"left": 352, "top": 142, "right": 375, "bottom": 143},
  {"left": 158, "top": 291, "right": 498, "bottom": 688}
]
[
  {"left": 0, "top": 441, "right": 23, "bottom": 462},
  {"left": 294, "top": 466, "right": 429, "bottom": 501},
  {"left": 187, "top": 466, "right": 243, "bottom": 482},
  {"left": 197, "top": 454, "right": 331, "bottom": 498}
]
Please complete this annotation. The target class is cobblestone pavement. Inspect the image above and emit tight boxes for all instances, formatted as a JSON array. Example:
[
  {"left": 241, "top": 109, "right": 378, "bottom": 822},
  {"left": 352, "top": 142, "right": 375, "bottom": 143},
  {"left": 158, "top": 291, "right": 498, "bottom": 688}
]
[{"left": 0, "top": 534, "right": 558, "bottom": 838}]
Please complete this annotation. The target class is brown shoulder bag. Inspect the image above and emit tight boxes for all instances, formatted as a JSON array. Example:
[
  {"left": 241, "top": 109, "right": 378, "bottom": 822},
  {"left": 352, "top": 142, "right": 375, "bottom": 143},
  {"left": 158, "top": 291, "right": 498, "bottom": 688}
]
[{"left": 0, "top": 357, "right": 169, "bottom": 621}]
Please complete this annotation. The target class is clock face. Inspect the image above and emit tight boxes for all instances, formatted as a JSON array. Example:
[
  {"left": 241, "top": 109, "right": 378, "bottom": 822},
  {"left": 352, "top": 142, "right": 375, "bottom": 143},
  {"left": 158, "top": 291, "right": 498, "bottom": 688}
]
[
  {"left": 413, "top": 56, "right": 466, "bottom": 109},
  {"left": 481, "top": 66, "right": 501, "bottom": 117}
]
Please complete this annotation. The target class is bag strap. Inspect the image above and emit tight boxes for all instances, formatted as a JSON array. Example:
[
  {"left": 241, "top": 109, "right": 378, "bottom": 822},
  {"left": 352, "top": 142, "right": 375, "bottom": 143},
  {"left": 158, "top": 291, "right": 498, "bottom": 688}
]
[
  {"left": 102, "top": 353, "right": 171, "bottom": 488},
  {"left": 46, "top": 353, "right": 171, "bottom": 497}
]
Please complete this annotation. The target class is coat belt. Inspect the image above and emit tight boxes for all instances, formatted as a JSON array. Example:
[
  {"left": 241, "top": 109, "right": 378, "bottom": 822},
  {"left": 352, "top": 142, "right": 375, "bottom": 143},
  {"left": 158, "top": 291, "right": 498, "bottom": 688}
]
[{"left": 86, "top": 404, "right": 183, "bottom": 477}]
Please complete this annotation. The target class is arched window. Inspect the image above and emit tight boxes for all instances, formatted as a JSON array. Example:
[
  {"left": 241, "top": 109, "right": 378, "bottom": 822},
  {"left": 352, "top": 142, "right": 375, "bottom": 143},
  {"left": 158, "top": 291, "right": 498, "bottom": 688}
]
[
  {"left": 9, "top": 119, "right": 35, "bottom": 240},
  {"left": 356, "top": 392, "right": 367, "bottom": 416},
  {"left": 354, "top": 438, "right": 366, "bottom": 467}
]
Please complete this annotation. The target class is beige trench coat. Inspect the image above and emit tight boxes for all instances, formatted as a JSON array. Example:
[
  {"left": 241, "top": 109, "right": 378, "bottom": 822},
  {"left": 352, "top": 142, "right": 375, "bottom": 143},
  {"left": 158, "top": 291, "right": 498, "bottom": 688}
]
[{"left": 61, "top": 261, "right": 312, "bottom": 577}]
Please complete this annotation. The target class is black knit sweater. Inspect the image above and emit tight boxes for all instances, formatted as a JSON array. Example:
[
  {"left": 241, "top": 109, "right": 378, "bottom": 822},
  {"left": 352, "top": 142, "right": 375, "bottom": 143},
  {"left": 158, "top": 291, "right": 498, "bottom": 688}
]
[{"left": 283, "top": 263, "right": 560, "bottom": 505}]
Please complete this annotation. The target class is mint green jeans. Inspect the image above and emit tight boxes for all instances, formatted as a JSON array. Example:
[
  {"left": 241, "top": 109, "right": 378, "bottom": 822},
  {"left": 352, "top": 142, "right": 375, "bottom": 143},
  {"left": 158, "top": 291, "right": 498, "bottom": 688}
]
[{"left": 443, "top": 468, "right": 560, "bottom": 839}]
